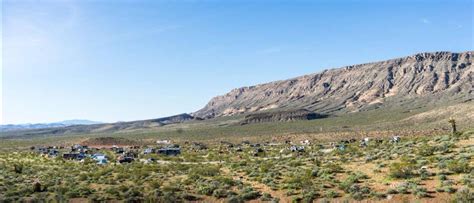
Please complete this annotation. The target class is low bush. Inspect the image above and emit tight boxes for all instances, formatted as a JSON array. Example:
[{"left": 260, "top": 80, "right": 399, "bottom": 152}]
[
  {"left": 389, "top": 161, "right": 416, "bottom": 179},
  {"left": 417, "top": 144, "right": 436, "bottom": 157},
  {"left": 452, "top": 187, "right": 473, "bottom": 203},
  {"left": 447, "top": 159, "right": 470, "bottom": 174},
  {"left": 324, "top": 190, "right": 338, "bottom": 198},
  {"left": 240, "top": 187, "right": 261, "bottom": 200}
]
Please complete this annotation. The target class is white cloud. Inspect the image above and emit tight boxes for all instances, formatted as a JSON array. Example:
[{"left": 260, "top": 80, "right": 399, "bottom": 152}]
[{"left": 420, "top": 18, "right": 431, "bottom": 24}]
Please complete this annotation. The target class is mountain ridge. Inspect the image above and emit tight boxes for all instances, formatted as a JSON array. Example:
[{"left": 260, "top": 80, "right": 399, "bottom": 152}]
[
  {"left": 193, "top": 51, "right": 473, "bottom": 119},
  {"left": 0, "top": 120, "right": 103, "bottom": 132}
]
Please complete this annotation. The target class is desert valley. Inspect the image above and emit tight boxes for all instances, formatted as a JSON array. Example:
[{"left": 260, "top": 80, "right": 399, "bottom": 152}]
[{"left": 1, "top": 51, "right": 472, "bottom": 202}]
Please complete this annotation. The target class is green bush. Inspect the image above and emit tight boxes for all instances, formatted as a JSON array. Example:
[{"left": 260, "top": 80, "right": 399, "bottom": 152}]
[
  {"left": 389, "top": 161, "right": 416, "bottom": 179},
  {"left": 444, "top": 186, "right": 457, "bottom": 194},
  {"left": 417, "top": 144, "right": 436, "bottom": 156},
  {"left": 447, "top": 159, "right": 470, "bottom": 173},
  {"left": 324, "top": 190, "right": 338, "bottom": 198},
  {"left": 396, "top": 183, "right": 410, "bottom": 194},
  {"left": 413, "top": 186, "right": 429, "bottom": 197},
  {"left": 197, "top": 182, "right": 218, "bottom": 196},
  {"left": 451, "top": 187, "right": 473, "bottom": 203},
  {"left": 339, "top": 172, "right": 368, "bottom": 192},
  {"left": 212, "top": 189, "right": 228, "bottom": 198},
  {"left": 302, "top": 190, "right": 318, "bottom": 203},
  {"left": 189, "top": 165, "right": 220, "bottom": 178},
  {"left": 260, "top": 193, "right": 272, "bottom": 201},
  {"left": 227, "top": 195, "right": 244, "bottom": 203},
  {"left": 241, "top": 187, "right": 261, "bottom": 200}
]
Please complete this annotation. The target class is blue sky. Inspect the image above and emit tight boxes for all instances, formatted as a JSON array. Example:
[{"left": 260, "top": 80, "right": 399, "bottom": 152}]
[{"left": 2, "top": 0, "right": 473, "bottom": 124}]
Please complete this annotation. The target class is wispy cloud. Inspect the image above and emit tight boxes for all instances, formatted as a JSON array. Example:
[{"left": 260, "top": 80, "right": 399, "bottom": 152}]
[
  {"left": 4, "top": 1, "right": 79, "bottom": 48},
  {"left": 420, "top": 18, "right": 431, "bottom": 24}
]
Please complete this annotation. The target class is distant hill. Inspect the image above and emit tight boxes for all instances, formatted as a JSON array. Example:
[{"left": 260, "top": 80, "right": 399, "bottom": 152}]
[
  {"left": 0, "top": 120, "right": 103, "bottom": 132},
  {"left": 0, "top": 114, "right": 195, "bottom": 138}
]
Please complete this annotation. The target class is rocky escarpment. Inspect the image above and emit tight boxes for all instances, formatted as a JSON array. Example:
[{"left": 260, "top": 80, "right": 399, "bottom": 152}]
[
  {"left": 240, "top": 109, "right": 326, "bottom": 125},
  {"left": 194, "top": 51, "right": 473, "bottom": 119}
]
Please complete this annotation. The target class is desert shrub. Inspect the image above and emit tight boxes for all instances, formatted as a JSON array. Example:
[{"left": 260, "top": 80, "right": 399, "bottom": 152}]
[
  {"left": 395, "top": 183, "right": 410, "bottom": 194},
  {"left": 241, "top": 187, "right": 261, "bottom": 200},
  {"left": 215, "top": 176, "right": 237, "bottom": 187},
  {"left": 371, "top": 191, "right": 386, "bottom": 199},
  {"left": 181, "top": 193, "right": 199, "bottom": 201},
  {"left": 447, "top": 159, "right": 470, "bottom": 173},
  {"left": 13, "top": 164, "right": 23, "bottom": 174},
  {"left": 319, "top": 198, "right": 330, "bottom": 203},
  {"left": 65, "top": 186, "right": 93, "bottom": 198},
  {"left": 413, "top": 186, "right": 429, "bottom": 197},
  {"left": 188, "top": 165, "right": 220, "bottom": 180},
  {"left": 161, "top": 191, "right": 181, "bottom": 203},
  {"left": 324, "top": 190, "right": 338, "bottom": 198},
  {"left": 324, "top": 163, "right": 343, "bottom": 173},
  {"left": 213, "top": 189, "right": 229, "bottom": 198},
  {"left": 302, "top": 190, "right": 318, "bottom": 203},
  {"left": 386, "top": 188, "right": 398, "bottom": 194},
  {"left": 347, "top": 184, "right": 370, "bottom": 200},
  {"left": 149, "top": 180, "right": 162, "bottom": 189},
  {"left": 197, "top": 181, "right": 219, "bottom": 196},
  {"left": 417, "top": 144, "right": 436, "bottom": 156},
  {"left": 420, "top": 168, "right": 430, "bottom": 180},
  {"left": 124, "top": 187, "right": 144, "bottom": 202},
  {"left": 311, "top": 167, "right": 319, "bottom": 177},
  {"left": 227, "top": 195, "right": 244, "bottom": 203},
  {"left": 389, "top": 161, "right": 416, "bottom": 179},
  {"left": 444, "top": 179, "right": 456, "bottom": 185},
  {"left": 443, "top": 186, "right": 457, "bottom": 193},
  {"left": 460, "top": 174, "right": 473, "bottom": 187},
  {"left": 437, "top": 142, "right": 454, "bottom": 154},
  {"left": 285, "top": 189, "right": 299, "bottom": 196},
  {"left": 105, "top": 187, "right": 120, "bottom": 197},
  {"left": 282, "top": 172, "right": 312, "bottom": 190},
  {"left": 338, "top": 171, "right": 368, "bottom": 188},
  {"left": 436, "top": 187, "right": 445, "bottom": 192},
  {"left": 439, "top": 174, "right": 448, "bottom": 181},
  {"left": 339, "top": 175, "right": 359, "bottom": 192},
  {"left": 260, "top": 193, "right": 272, "bottom": 201},
  {"left": 451, "top": 187, "right": 473, "bottom": 203},
  {"left": 259, "top": 162, "right": 273, "bottom": 173},
  {"left": 288, "top": 160, "right": 303, "bottom": 167},
  {"left": 291, "top": 196, "right": 302, "bottom": 203},
  {"left": 437, "top": 159, "right": 448, "bottom": 169}
]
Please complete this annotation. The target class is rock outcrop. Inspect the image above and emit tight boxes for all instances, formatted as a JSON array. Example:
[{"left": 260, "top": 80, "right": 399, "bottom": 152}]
[{"left": 240, "top": 109, "right": 326, "bottom": 125}]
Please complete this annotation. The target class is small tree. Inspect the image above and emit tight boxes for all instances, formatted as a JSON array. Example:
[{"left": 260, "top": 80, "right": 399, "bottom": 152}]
[
  {"left": 13, "top": 164, "right": 23, "bottom": 174},
  {"left": 448, "top": 117, "right": 457, "bottom": 134},
  {"left": 33, "top": 181, "right": 42, "bottom": 192}
]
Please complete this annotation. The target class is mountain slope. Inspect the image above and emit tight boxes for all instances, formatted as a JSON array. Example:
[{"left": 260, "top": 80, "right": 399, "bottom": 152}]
[{"left": 194, "top": 51, "right": 473, "bottom": 119}]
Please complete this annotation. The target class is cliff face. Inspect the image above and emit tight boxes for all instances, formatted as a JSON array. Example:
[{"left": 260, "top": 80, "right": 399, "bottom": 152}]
[
  {"left": 240, "top": 109, "right": 326, "bottom": 125},
  {"left": 194, "top": 51, "right": 473, "bottom": 119}
]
